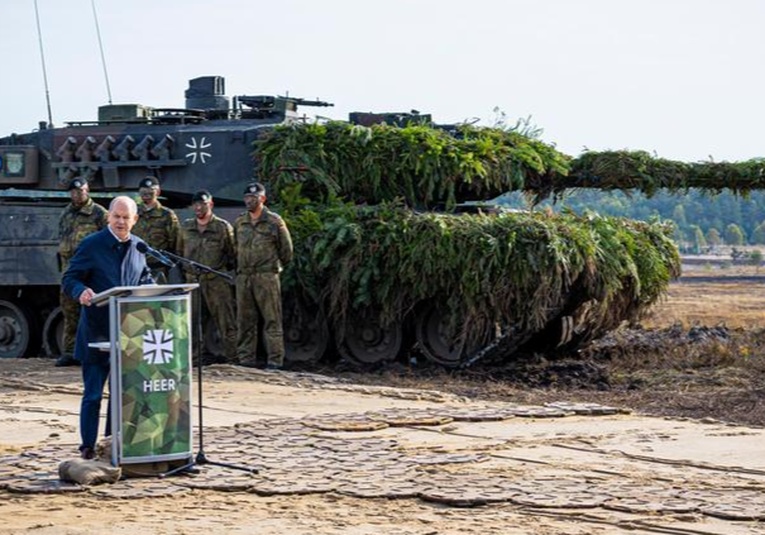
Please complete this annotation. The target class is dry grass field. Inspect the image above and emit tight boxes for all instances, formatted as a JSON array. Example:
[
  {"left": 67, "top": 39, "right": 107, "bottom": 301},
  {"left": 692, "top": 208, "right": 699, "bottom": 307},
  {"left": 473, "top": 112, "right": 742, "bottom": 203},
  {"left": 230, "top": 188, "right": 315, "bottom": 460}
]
[{"left": 643, "top": 264, "right": 765, "bottom": 329}]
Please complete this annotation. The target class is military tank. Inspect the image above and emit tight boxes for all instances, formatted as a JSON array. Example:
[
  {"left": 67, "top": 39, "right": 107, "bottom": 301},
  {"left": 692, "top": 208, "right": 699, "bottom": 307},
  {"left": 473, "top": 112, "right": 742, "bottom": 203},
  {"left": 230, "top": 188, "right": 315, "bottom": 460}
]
[
  {"left": 0, "top": 75, "right": 683, "bottom": 367},
  {"left": 253, "top": 121, "right": 680, "bottom": 368}
]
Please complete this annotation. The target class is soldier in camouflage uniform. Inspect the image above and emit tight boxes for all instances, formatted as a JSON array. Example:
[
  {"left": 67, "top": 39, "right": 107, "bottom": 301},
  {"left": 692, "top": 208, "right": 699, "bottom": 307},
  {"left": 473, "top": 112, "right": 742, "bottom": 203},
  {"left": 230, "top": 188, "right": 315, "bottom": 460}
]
[
  {"left": 177, "top": 190, "right": 237, "bottom": 363},
  {"left": 56, "top": 178, "right": 108, "bottom": 367},
  {"left": 235, "top": 182, "right": 293, "bottom": 370},
  {"left": 133, "top": 176, "right": 180, "bottom": 283}
]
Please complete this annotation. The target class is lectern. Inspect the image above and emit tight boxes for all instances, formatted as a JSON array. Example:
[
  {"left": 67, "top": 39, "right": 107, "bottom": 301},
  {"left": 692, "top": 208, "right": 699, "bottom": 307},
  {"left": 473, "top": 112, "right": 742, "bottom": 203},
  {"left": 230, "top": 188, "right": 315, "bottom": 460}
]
[{"left": 91, "top": 283, "right": 198, "bottom": 467}]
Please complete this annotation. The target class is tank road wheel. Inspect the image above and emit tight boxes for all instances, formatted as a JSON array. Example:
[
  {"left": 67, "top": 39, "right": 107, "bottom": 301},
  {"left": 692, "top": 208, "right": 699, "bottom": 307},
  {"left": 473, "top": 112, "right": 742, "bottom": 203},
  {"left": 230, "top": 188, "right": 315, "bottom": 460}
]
[
  {"left": 414, "top": 304, "right": 466, "bottom": 368},
  {"left": 283, "top": 298, "right": 329, "bottom": 364},
  {"left": 336, "top": 312, "right": 403, "bottom": 366},
  {"left": 42, "top": 307, "right": 65, "bottom": 357},
  {"left": 0, "top": 300, "right": 33, "bottom": 358}
]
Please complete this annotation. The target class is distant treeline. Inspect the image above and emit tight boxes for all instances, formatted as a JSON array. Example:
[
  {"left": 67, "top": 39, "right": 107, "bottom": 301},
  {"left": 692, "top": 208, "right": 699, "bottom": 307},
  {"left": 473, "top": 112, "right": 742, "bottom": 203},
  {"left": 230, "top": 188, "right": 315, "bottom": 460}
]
[{"left": 496, "top": 189, "right": 765, "bottom": 247}]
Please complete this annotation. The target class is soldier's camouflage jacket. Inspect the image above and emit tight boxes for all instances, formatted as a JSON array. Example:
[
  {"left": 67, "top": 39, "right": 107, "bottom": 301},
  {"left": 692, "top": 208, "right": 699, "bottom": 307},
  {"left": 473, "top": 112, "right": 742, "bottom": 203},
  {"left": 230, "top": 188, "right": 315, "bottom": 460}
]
[
  {"left": 57, "top": 198, "right": 108, "bottom": 269},
  {"left": 234, "top": 208, "right": 293, "bottom": 274},
  {"left": 134, "top": 200, "right": 180, "bottom": 257},
  {"left": 177, "top": 214, "right": 236, "bottom": 279}
]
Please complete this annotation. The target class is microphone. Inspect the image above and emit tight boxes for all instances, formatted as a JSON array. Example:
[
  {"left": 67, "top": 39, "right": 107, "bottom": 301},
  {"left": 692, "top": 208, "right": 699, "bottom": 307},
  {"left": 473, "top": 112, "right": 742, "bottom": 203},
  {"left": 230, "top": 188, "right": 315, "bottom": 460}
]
[{"left": 136, "top": 241, "right": 175, "bottom": 268}]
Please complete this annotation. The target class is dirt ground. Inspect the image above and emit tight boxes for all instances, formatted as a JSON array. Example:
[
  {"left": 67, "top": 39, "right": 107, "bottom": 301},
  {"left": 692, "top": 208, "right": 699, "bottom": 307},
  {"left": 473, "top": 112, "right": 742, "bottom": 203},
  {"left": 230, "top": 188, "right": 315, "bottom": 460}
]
[{"left": 2, "top": 355, "right": 765, "bottom": 535}]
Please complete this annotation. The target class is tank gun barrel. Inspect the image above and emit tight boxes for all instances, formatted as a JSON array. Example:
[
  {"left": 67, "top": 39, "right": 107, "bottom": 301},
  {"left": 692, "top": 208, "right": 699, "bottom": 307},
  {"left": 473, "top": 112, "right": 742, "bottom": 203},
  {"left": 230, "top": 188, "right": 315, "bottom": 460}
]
[
  {"left": 284, "top": 97, "right": 334, "bottom": 108},
  {"left": 258, "top": 122, "right": 765, "bottom": 207},
  {"left": 534, "top": 151, "right": 765, "bottom": 201},
  {"left": 236, "top": 95, "right": 333, "bottom": 111}
]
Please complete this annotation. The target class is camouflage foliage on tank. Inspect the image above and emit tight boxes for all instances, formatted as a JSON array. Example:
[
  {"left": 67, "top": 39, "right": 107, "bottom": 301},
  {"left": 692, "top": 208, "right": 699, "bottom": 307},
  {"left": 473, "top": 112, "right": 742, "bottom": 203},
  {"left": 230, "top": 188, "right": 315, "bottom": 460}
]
[
  {"left": 256, "top": 122, "right": 765, "bottom": 205},
  {"left": 272, "top": 195, "right": 680, "bottom": 361},
  {"left": 559, "top": 150, "right": 765, "bottom": 199},
  {"left": 255, "top": 121, "right": 569, "bottom": 209},
  {"left": 250, "top": 121, "right": 684, "bottom": 363}
]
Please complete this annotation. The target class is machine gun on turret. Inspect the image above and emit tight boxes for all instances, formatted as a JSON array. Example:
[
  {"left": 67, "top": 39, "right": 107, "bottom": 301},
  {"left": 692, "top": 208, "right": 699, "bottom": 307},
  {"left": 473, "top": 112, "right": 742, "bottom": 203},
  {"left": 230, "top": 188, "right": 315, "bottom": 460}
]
[{"left": 236, "top": 94, "right": 333, "bottom": 121}]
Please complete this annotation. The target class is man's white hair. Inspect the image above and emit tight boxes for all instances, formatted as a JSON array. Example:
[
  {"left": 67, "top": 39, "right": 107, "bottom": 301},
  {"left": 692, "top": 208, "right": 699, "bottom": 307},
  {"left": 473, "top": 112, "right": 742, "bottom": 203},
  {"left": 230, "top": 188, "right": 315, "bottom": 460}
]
[{"left": 109, "top": 195, "right": 138, "bottom": 215}]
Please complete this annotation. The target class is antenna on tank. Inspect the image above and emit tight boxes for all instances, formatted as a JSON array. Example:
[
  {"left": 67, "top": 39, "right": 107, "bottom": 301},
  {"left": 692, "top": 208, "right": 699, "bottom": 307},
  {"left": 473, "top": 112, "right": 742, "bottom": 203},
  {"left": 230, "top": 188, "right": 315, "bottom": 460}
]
[
  {"left": 33, "top": 0, "right": 54, "bottom": 127},
  {"left": 91, "top": 0, "right": 113, "bottom": 104}
]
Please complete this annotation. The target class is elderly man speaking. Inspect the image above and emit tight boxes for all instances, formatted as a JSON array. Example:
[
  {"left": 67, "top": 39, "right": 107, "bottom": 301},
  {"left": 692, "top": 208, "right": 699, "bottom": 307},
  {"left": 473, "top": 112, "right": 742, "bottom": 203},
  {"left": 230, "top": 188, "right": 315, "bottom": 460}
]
[{"left": 62, "top": 196, "right": 154, "bottom": 460}]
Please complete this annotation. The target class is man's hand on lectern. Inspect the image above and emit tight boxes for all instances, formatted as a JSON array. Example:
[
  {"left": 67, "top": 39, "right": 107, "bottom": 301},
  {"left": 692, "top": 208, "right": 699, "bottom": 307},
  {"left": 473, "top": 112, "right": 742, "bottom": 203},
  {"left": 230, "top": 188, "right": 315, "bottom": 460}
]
[{"left": 79, "top": 288, "right": 95, "bottom": 306}]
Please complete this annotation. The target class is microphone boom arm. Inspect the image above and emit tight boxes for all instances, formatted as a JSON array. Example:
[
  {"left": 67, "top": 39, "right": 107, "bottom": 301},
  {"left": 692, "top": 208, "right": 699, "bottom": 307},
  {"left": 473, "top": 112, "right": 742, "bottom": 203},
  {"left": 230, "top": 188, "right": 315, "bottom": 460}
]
[
  {"left": 136, "top": 241, "right": 175, "bottom": 268},
  {"left": 160, "top": 249, "right": 234, "bottom": 284}
]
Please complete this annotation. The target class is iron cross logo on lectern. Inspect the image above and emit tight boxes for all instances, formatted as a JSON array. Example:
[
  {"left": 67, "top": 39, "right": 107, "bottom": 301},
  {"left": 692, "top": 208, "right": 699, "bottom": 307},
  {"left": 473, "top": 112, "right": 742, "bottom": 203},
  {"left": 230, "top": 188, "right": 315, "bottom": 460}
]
[{"left": 142, "top": 329, "right": 175, "bottom": 365}]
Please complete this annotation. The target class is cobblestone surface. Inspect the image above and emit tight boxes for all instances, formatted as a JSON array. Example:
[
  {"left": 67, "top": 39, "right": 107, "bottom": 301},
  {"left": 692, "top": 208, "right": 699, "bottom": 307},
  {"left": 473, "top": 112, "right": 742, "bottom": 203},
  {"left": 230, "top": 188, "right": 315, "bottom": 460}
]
[{"left": 3, "top": 402, "right": 765, "bottom": 522}]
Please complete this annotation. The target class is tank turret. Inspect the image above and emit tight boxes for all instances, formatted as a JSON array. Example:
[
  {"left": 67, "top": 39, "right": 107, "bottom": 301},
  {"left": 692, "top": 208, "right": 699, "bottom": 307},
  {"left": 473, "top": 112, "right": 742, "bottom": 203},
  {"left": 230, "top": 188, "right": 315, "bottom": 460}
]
[{"left": 0, "top": 76, "right": 332, "bottom": 203}]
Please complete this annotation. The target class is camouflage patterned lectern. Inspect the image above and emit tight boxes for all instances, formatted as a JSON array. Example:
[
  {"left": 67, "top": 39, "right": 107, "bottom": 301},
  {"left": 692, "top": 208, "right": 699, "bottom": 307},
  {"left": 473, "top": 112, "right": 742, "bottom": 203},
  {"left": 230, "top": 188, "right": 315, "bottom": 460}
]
[{"left": 92, "top": 283, "right": 197, "bottom": 466}]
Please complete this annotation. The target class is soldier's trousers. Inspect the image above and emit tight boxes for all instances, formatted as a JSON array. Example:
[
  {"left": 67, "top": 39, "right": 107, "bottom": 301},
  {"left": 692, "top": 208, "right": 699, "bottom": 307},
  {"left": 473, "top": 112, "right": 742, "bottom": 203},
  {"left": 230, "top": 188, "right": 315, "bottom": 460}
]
[
  {"left": 60, "top": 288, "right": 80, "bottom": 355},
  {"left": 236, "top": 272, "right": 284, "bottom": 366},
  {"left": 198, "top": 276, "right": 237, "bottom": 362}
]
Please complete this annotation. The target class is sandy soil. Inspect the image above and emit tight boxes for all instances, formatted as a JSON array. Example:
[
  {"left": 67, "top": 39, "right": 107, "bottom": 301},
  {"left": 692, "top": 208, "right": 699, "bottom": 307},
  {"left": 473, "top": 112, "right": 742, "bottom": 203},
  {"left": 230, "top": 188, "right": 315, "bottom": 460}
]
[{"left": 2, "top": 359, "right": 765, "bottom": 535}]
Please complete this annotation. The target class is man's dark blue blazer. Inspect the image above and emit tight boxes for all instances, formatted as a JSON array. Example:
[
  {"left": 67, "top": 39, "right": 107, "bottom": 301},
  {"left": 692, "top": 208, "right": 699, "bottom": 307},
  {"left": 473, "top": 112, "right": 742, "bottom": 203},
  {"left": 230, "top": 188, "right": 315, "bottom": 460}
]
[{"left": 62, "top": 227, "right": 152, "bottom": 363}]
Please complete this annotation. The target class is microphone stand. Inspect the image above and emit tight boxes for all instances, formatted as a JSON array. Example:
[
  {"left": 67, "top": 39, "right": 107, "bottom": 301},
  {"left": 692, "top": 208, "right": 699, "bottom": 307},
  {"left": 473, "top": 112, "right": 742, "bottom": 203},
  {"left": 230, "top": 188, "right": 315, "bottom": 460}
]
[{"left": 157, "top": 249, "right": 256, "bottom": 477}]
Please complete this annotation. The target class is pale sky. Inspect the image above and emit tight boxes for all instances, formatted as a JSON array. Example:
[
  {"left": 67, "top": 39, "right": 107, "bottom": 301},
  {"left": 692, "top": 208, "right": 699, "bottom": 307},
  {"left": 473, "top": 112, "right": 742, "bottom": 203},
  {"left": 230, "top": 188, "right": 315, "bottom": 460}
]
[{"left": 2, "top": 0, "right": 763, "bottom": 162}]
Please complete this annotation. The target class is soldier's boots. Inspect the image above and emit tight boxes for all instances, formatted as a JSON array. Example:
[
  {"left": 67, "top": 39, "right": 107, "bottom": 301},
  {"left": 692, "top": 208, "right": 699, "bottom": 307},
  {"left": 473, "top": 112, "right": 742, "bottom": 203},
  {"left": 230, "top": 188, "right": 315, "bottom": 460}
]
[
  {"left": 238, "top": 357, "right": 259, "bottom": 369},
  {"left": 201, "top": 353, "right": 237, "bottom": 366},
  {"left": 238, "top": 357, "right": 283, "bottom": 371}
]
